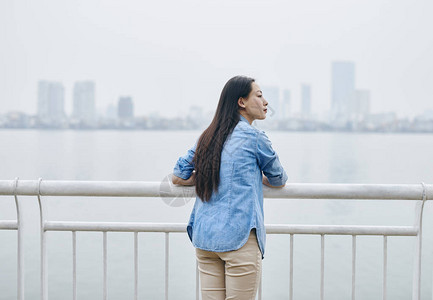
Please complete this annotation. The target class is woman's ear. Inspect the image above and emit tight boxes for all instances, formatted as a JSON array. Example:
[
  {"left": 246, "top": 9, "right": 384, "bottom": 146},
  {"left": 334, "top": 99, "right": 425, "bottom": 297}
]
[{"left": 238, "top": 97, "right": 246, "bottom": 109}]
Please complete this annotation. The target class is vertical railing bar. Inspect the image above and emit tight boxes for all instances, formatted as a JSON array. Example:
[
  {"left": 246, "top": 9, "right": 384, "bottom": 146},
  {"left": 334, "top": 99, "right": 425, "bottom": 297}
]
[
  {"left": 414, "top": 182, "right": 426, "bottom": 300},
  {"left": 321, "top": 234, "right": 325, "bottom": 300},
  {"left": 134, "top": 232, "right": 138, "bottom": 300},
  {"left": 72, "top": 231, "right": 77, "bottom": 300},
  {"left": 352, "top": 235, "right": 356, "bottom": 300},
  {"left": 37, "top": 178, "right": 48, "bottom": 300},
  {"left": 14, "top": 177, "right": 24, "bottom": 300},
  {"left": 103, "top": 231, "right": 107, "bottom": 300},
  {"left": 41, "top": 228, "right": 47, "bottom": 300},
  {"left": 383, "top": 235, "right": 387, "bottom": 300},
  {"left": 289, "top": 234, "right": 294, "bottom": 300},
  {"left": 195, "top": 259, "right": 199, "bottom": 300},
  {"left": 165, "top": 232, "right": 169, "bottom": 300}
]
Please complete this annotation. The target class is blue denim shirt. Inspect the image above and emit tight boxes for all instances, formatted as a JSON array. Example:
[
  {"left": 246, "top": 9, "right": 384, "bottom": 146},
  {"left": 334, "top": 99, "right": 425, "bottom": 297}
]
[{"left": 173, "top": 114, "right": 288, "bottom": 259}]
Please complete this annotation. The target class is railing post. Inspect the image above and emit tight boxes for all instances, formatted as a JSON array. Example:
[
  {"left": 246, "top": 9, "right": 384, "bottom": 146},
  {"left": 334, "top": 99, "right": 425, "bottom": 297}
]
[
  {"left": 72, "top": 231, "right": 77, "bottom": 300},
  {"left": 103, "top": 232, "right": 107, "bottom": 300},
  {"left": 383, "top": 236, "right": 387, "bottom": 300},
  {"left": 289, "top": 234, "right": 294, "bottom": 300},
  {"left": 165, "top": 232, "right": 169, "bottom": 300},
  {"left": 134, "top": 232, "right": 138, "bottom": 300},
  {"left": 412, "top": 182, "right": 427, "bottom": 300},
  {"left": 320, "top": 234, "right": 325, "bottom": 300},
  {"left": 37, "top": 178, "right": 47, "bottom": 300},
  {"left": 352, "top": 235, "right": 356, "bottom": 300},
  {"left": 14, "top": 177, "right": 24, "bottom": 300}
]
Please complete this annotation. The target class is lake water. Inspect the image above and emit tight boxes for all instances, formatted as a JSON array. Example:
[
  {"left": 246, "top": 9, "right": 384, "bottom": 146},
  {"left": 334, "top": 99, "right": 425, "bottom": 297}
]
[{"left": 1, "top": 129, "right": 433, "bottom": 299}]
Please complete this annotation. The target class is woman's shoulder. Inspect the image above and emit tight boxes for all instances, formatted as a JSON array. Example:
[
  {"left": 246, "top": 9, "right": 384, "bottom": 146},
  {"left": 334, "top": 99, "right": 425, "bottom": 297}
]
[
  {"left": 234, "top": 120, "right": 261, "bottom": 136},
  {"left": 234, "top": 122, "right": 274, "bottom": 146}
]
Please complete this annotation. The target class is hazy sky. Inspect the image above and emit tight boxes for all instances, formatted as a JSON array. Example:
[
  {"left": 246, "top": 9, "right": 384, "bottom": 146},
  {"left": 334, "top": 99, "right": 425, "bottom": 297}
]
[{"left": 1, "top": 0, "right": 432, "bottom": 118}]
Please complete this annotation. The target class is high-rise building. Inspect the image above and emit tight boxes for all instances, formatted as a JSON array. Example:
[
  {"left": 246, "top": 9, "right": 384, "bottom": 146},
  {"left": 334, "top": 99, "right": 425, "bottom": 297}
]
[
  {"left": 37, "top": 81, "right": 65, "bottom": 123},
  {"left": 331, "top": 61, "right": 355, "bottom": 120},
  {"left": 281, "top": 89, "right": 291, "bottom": 120},
  {"left": 301, "top": 84, "right": 311, "bottom": 118},
  {"left": 73, "top": 81, "right": 96, "bottom": 124},
  {"left": 118, "top": 96, "right": 134, "bottom": 119},
  {"left": 262, "top": 86, "right": 279, "bottom": 120}
]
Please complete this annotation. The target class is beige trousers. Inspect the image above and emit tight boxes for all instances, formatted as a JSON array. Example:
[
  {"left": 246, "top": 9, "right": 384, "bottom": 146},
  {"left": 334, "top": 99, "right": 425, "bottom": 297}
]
[{"left": 195, "top": 229, "right": 262, "bottom": 300}]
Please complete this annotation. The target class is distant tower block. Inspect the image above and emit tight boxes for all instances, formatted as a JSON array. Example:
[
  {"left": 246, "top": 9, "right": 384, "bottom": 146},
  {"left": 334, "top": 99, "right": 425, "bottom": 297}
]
[
  {"left": 37, "top": 80, "right": 66, "bottom": 123},
  {"left": 118, "top": 96, "right": 134, "bottom": 119},
  {"left": 73, "top": 81, "right": 96, "bottom": 124},
  {"left": 331, "top": 61, "right": 355, "bottom": 120}
]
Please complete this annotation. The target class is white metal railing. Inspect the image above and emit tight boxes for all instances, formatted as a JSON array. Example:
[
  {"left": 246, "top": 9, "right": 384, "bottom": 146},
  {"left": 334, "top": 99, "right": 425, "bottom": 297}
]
[
  {"left": 0, "top": 178, "right": 24, "bottom": 300},
  {"left": 0, "top": 179, "right": 432, "bottom": 300}
]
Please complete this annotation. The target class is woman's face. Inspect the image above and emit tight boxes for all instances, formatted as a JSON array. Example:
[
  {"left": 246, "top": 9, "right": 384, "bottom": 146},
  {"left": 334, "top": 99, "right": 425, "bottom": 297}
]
[{"left": 239, "top": 82, "right": 268, "bottom": 124}]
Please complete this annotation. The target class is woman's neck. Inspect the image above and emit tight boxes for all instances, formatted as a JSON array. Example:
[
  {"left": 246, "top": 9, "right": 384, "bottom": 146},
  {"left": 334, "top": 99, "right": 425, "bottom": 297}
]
[{"left": 239, "top": 111, "right": 253, "bottom": 125}]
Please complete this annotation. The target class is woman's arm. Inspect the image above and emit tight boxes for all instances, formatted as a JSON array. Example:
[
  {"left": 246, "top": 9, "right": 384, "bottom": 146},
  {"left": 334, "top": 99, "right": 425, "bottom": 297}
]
[
  {"left": 257, "top": 131, "right": 288, "bottom": 187},
  {"left": 262, "top": 174, "right": 285, "bottom": 188},
  {"left": 172, "top": 141, "right": 197, "bottom": 185},
  {"left": 172, "top": 172, "right": 196, "bottom": 186}
]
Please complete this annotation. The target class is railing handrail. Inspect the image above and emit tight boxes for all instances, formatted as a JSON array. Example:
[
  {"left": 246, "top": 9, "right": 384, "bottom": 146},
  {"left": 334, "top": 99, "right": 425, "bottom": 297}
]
[
  {"left": 0, "top": 180, "right": 431, "bottom": 200},
  {"left": 43, "top": 221, "right": 418, "bottom": 236}
]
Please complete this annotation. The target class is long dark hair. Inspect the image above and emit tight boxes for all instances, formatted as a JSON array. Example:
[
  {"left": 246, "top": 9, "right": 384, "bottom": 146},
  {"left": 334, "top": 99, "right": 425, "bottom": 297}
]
[{"left": 193, "top": 76, "right": 255, "bottom": 202}]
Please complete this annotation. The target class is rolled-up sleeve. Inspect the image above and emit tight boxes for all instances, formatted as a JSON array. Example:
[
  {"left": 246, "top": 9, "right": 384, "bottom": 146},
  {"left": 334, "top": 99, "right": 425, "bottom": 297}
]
[
  {"left": 256, "top": 130, "right": 288, "bottom": 186},
  {"left": 173, "top": 141, "right": 197, "bottom": 180}
]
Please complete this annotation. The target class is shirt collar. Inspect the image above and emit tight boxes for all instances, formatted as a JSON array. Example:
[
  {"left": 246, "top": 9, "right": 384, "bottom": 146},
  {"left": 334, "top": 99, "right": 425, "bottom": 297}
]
[{"left": 239, "top": 114, "right": 250, "bottom": 124}]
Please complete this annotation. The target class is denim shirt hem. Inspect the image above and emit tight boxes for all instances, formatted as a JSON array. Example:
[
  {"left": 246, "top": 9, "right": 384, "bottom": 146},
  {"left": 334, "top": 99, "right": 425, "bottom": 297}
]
[{"left": 189, "top": 225, "right": 264, "bottom": 259}]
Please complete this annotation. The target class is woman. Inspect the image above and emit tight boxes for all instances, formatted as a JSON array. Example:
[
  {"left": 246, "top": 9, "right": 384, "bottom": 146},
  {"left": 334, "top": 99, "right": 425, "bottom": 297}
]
[{"left": 172, "top": 76, "right": 288, "bottom": 300}]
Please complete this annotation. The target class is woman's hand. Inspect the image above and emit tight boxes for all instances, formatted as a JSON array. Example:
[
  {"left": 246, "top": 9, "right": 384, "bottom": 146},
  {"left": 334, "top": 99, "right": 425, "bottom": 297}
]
[
  {"left": 172, "top": 172, "right": 196, "bottom": 186},
  {"left": 262, "top": 174, "right": 285, "bottom": 188}
]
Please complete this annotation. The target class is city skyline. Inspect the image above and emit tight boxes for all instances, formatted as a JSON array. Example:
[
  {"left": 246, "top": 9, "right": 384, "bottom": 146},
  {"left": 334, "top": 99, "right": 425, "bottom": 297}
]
[
  {"left": 0, "top": 56, "right": 429, "bottom": 120},
  {"left": 3, "top": 55, "right": 430, "bottom": 124},
  {"left": 1, "top": 0, "right": 433, "bottom": 119},
  {"left": 26, "top": 60, "right": 368, "bottom": 122},
  {"left": 1, "top": 68, "right": 432, "bottom": 132},
  {"left": 1, "top": 57, "right": 430, "bottom": 121}
]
